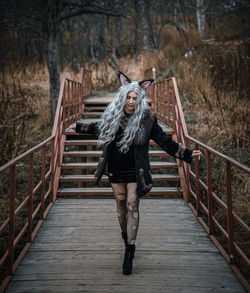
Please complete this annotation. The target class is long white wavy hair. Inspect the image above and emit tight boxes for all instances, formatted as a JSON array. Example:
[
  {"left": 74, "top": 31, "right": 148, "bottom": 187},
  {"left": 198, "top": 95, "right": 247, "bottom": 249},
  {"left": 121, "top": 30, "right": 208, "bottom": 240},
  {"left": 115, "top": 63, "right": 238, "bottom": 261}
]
[{"left": 97, "top": 71, "right": 154, "bottom": 153}]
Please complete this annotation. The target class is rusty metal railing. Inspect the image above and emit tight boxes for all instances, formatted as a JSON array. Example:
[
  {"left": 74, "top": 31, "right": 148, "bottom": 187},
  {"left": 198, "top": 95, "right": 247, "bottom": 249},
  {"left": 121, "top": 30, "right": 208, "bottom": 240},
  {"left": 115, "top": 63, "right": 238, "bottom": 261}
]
[
  {"left": 0, "top": 68, "right": 91, "bottom": 292},
  {"left": 149, "top": 69, "right": 250, "bottom": 290}
]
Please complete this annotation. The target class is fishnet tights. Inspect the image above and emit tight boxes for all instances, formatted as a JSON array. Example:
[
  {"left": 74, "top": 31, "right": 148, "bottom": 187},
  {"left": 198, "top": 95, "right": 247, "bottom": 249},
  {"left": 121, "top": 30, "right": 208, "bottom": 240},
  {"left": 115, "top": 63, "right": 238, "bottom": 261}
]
[{"left": 111, "top": 182, "right": 139, "bottom": 245}]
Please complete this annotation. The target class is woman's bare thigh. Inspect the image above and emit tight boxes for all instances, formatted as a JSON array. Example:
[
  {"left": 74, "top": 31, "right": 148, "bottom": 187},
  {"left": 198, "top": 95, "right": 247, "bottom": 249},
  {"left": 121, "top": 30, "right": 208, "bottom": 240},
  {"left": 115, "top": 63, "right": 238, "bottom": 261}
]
[{"left": 111, "top": 183, "right": 127, "bottom": 200}]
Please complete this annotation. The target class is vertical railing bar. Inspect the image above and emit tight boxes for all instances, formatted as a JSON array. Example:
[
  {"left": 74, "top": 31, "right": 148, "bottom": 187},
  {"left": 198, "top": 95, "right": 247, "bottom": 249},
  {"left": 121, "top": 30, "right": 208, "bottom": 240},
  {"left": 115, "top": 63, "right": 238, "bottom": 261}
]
[
  {"left": 80, "top": 82, "right": 83, "bottom": 118},
  {"left": 206, "top": 150, "right": 214, "bottom": 235},
  {"left": 154, "top": 83, "right": 156, "bottom": 114},
  {"left": 167, "top": 79, "right": 170, "bottom": 127},
  {"left": 163, "top": 80, "right": 166, "bottom": 125},
  {"left": 155, "top": 83, "right": 157, "bottom": 117},
  {"left": 151, "top": 83, "right": 155, "bottom": 111},
  {"left": 40, "top": 145, "right": 46, "bottom": 220},
  {"left": 72, "top": 81, "right": 75, "bottom": 120},
  {"left": 79, "top": 83, "right": 81, "bottom": 118},
  {"left": 62, "top": 85, "right": 66, "bottom": 126},
  {"left": 57, "top": 109, "right": 61, "bottom": 168},
  {"left": 156, "top": 83, "right": 158, "bottom": 118},
  {"left": 158, "top": 82, "right": 160, "bottom": 119},
  {"left": 159, "top": 82, "right": 161, "bottom": 120},
  {"left": 185, "top": 137, "right": 191, "bottom": 202},
  {"left": 176, "top": 105, "right": 181, "bottom": 143},
  {"left": 75, "top": 82, "right": 78, "bottom": 120},
  {"left": 172, "top": 80, "right": 176, "bottom": 134},
  {"left": 195, "top": 143, "right": 200, "bottom": 216},
  {"left": 67, "top": 80, "right": 70, "bottom": 123},
  {"left": 27, "top": 153, "right": 34, "bottom": 242},
  {"left": 7, "top": 164, "right": 16, "bottom": 276},
  {"left": 50, "top": 137, "right": 55, "bottom": 203},
  {"left": 226, "top": 160, "right": 234, "bottom": 262},
  {"left": 160, "top": 81, "right": 163, "bottom": 123},
  {"left": 77, "top": 84, "right": 80, "bottom": 119},
  {"left": 71, "top": 80, "right": 73, "bottom": 122}
]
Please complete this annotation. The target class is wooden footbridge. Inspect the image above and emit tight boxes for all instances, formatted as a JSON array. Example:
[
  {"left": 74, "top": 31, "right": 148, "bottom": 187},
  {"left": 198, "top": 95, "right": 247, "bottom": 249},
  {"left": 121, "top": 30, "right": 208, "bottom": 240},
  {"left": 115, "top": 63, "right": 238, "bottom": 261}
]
[{"left": 0, "top": 68, "right": 249, "bottom": 292}]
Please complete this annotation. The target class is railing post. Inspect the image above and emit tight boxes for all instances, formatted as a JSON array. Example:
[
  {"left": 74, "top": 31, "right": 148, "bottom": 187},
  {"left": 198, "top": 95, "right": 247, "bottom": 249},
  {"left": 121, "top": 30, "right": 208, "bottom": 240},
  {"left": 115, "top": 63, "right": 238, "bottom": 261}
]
[
  {"left": 7, "top": 165, "right": 16, "bottom": 276},
  {"left": 195, "top": 143, "right": 201, "bottom": 216},
  {"left": 171, "top": 80, "right": 176, "bottom": 134},
  {"left": 159, "top": 81, "right": 162, "bottom": 122},
  {"left": 151, "top": 83, "right": 155, "bottom": 111},
  {"left": 177, "top": 108, "right": 181, "bottom": 143},
  {"left": 77, "top": 83, "right": 80, "bottom": 119},
  {"left": 71, "top": 80, "right": 74, "bottom": 122},
  {"left": 63, "top": 86, "right": 66, "bottom": 127},
  {"left": 206, "top": 150, "right": 214, "bottom": 235},
  {"left": 40, "top": 145, "right": 46, "bottom": 220},
  {"left": 156, "top": 83, "right": 158, "bottom": 118},
  {"left": 27, "top": 153, "right": 34, "bottom": 242},
  {"left": 50, "top": 137, "right": 55, "bottom": 203},
  {"left": 154, "top": 82, "right": 157, "bottom": 115},
  {"left": 226, "top": 161, "right": 234, "bottom": 262},
  {"left": 67, "top": 80, "right": 70, "bottom": 123},
  {"left": 163, "top": 80, "right": 166, "bottom": 125},
  {"left": 57, "top": 109, "right": 61, "bottom": 168},
  {"left": 75, "top": 82, "right": 77, "bottom": 120},
  {"left": 167, "top": 79, "right": 170, "bottom": 127}
]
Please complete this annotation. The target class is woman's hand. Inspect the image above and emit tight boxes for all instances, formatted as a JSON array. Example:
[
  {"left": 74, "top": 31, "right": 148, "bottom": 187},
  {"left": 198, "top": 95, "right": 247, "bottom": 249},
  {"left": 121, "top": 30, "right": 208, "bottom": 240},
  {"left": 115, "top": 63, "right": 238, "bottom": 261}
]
[
  {"left": 68, "top": 123, "right": 76, "bottom": 131},
  {"left": 192, "top": 150, "right": 202, "bottom": 160}
]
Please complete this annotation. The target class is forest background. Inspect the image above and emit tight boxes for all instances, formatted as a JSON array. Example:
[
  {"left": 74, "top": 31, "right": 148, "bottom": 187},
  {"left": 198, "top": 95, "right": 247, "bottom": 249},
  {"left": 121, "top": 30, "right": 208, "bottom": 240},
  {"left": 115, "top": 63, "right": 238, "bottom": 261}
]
[
  {"left": 0, "top": 0, "right": 249, "bottom": 168},
  {"left": 0, "top": 0, "right": 250, "bottom": 284}
]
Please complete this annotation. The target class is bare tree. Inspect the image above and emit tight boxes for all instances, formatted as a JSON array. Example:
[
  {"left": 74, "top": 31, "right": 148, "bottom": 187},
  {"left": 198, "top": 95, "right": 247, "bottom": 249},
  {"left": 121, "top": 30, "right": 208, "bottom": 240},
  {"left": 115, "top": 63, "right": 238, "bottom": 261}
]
[
  {"left": 0, "top": 0, "right": 125, "bottom": 117},
  {"left": 196, "top": 0, "right": 209, "bottom": 39}
]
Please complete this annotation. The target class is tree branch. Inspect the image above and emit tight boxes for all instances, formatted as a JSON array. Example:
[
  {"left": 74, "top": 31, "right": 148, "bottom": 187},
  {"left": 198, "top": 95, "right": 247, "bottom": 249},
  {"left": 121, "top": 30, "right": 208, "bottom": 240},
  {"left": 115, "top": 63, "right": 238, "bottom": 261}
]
[{"left": 60, "top": 8, "right": 125, "bottom": 21}]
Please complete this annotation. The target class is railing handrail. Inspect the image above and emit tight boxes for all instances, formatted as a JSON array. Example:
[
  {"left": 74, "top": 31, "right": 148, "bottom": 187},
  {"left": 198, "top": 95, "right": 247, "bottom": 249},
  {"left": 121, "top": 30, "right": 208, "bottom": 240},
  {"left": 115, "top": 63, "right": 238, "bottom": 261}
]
[
  {"left": 152, "top": 71, "right": 250, "bottom": 290},
  {"left": 186, "top": 135, "right": 250, "bottom": 173},
  {"left": 153, "top": 77, "right": 250, "bottom": 173},
  {"left": 0, "top": 136, "right": 54, "bottom": 172},
  {"left": 0, "top": 67, "right": 91, "bottom": 293},
  {"left": 0, "top": 76, "right": 86, "bottom": 172}
]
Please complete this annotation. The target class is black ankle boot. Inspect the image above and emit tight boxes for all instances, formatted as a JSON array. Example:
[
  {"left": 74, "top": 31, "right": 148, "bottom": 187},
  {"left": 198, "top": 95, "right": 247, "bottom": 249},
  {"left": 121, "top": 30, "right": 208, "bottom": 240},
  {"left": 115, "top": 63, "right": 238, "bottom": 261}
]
[
  {"left": 121, "top": 232, "right": 127, "bottom": 248},
  {"left": 123, "top": 244, "right": 135, "bottom": 275}
]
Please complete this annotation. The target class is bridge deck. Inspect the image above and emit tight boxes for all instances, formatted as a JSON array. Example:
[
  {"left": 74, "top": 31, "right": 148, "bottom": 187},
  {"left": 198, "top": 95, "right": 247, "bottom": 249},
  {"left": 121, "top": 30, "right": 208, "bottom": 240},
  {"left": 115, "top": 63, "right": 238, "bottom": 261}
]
[{"left": 6, "top": 199, "right": 245, "bottom": 293}]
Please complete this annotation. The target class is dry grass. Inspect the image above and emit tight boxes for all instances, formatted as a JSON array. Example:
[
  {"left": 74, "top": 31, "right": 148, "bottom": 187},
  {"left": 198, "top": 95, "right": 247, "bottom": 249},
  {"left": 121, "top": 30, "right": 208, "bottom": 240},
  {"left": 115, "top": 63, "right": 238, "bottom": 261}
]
[
  {"left": 172, "top": 56, "right": 250, "bottom": 166},
  {"left": 0, "top": 66, "right": 50, "bottom": 165},
  {"left": 0, "top": 30, "right": 249, "bottom": 285}
]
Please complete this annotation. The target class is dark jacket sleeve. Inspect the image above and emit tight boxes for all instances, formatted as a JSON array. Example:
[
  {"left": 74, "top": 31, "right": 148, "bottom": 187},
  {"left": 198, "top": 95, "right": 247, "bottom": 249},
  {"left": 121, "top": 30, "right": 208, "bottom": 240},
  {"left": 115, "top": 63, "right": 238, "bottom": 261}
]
[
  {"left": 75, "top": 121, "right": 99, "bottom": 135},
  {"left": 150, "top": 115, "right": 193, "bottom": 164}
]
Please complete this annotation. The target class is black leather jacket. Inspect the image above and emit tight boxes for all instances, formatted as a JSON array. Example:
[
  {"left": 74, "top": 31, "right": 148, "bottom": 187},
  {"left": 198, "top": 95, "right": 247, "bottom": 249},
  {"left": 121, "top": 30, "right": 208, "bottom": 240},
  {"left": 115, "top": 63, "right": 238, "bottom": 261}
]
[{"left": 76, "top": 113, "right": 193, "bottom": 197}]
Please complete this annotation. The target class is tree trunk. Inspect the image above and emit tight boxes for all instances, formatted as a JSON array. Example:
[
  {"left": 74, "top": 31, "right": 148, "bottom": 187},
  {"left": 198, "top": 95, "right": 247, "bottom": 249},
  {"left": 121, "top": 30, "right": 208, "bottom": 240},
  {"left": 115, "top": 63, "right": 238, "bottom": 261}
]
[
  {"left": 46, "top": 31, "right": 60, "bottom": 119},
  {"left": 196, "top": 0, "right": 206, "bottom": 39},
  {"left": 69, "top": 19, "right": 79, "bottom": 72}
]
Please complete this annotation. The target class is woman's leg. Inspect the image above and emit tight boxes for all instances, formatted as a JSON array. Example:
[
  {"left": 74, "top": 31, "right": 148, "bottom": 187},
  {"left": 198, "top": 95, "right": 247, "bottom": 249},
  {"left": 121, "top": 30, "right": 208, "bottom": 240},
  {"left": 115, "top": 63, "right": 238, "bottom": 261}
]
[
  {"left": 111, "top": 183, "right": 127, "bottom": 234},
  {"left": 126, "top": 182, "right": 140, "bottom": 245}
]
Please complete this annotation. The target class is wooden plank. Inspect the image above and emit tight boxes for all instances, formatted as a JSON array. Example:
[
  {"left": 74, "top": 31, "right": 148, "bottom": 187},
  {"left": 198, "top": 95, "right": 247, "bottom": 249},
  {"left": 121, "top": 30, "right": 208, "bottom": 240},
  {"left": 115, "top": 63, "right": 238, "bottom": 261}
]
[
  {"left": 5, "top": 199, "right": 245, "bottom": 293},
  {"left": 84, "top": 106, "right": 107, "bottom": 110},
  {"left": 59, "top": 174, "right": 180, "bottom": 182},
  {"left": 65, "top": 139, "right": 168, "bottom": 146},
  {"left": 5, "top": 281, "right": 244, "bottom": 293},
  {"left": 65, "top": 139, "right": 99, "bottom": 145},
  {"left": 57, "top": 187, "right": 182, "bottom": 196},
  {"left": 61, "top": 161, "right": 178, "bottom": 169},
  {"left": 83, "top": 94, "right": 151, "bottom": 105},
  {"left": 83, "top": 111, "right": 103, "bottom": 116},
  {"left": 63, "top": 150, "right": 171, "bottom": 157}
]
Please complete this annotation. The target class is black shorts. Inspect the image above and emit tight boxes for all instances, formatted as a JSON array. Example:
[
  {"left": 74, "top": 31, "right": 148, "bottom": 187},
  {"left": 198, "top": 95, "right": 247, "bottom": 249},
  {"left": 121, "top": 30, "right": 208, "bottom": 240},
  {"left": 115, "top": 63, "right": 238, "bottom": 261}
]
[{"left": 108, "top": 174, "right": 136, "bottom": 183}]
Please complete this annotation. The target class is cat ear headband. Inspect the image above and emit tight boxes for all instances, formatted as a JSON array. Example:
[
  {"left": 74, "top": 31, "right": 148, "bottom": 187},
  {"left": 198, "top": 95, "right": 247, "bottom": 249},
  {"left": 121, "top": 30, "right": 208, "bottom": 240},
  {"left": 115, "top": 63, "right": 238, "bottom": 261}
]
[{"left": 117, "top": 70, "right": 154, "bottom": 90}]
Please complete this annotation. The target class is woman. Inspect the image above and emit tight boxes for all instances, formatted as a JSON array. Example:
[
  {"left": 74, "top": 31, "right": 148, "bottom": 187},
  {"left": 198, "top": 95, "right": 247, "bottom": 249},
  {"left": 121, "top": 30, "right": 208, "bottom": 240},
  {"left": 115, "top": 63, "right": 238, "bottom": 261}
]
[{"left": 70, "top": 71, "right": 201, "bottom": 275}]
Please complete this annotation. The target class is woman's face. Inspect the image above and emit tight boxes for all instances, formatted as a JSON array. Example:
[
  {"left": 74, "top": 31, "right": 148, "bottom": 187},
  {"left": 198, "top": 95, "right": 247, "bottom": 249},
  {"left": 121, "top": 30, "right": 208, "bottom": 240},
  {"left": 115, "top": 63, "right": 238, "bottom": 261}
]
[{"left": 125, "top": 91, "right": 138, "bottom": 114}]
